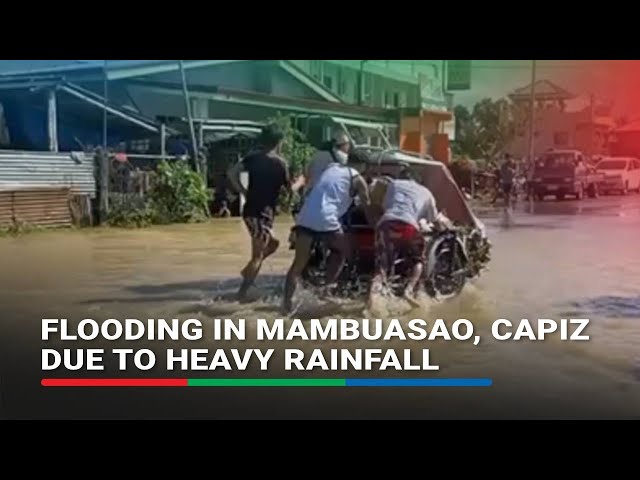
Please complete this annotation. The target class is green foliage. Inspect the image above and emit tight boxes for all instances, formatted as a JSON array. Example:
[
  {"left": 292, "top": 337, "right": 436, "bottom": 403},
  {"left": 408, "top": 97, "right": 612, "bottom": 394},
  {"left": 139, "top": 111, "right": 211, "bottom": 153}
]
[
  {"left": 148, "top": 160, "right": 210, "bottom": 224},
  {"left": 453, "top": 98, "right": 528, "bottom": 160},
  {"left": 266, "top": 114, "right": 315, "bottom": 213},
  {"left": 106, "top": 160, "right": 210, "bottom": 228},
  {"left": 106, "top": 196, "right": 154, "bottom": 228},
  {"left": 448, "top": 156, "right": 476, "bottom": 191},
  {"left": 0, "top": 219, "right": 45, "bottom": 236},
  {"left": 268, "top": 114, "right": 316, "bottom": 177}
]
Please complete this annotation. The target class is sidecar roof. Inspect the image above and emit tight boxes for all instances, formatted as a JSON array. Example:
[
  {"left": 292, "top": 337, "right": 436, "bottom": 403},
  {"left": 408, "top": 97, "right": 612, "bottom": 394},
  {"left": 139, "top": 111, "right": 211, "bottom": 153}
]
[{"left": 349, "top": 147, "right": 484, "bottom": 231}]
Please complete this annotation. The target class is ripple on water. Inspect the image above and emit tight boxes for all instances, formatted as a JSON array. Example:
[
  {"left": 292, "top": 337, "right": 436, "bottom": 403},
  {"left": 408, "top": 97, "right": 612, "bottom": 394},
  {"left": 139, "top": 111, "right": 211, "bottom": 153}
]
[{"left": 564, "top": 295, "right": 640, "bottom": 319}]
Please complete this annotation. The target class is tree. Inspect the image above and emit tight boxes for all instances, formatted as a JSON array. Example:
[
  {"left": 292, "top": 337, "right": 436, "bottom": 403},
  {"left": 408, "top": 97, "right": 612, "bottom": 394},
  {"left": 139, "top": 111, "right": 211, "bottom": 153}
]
[
  {"left": 453, "top": 97, "right": 528, "bottom": 161},
  {"left": 266, "top": 113, "right": 315, "bottom": 212},
  {"left": 267, "top": 113, "right": 315, "bottom": 177},
  {"left": 453, "top": 105, "right": 479, "bottom": 157}
]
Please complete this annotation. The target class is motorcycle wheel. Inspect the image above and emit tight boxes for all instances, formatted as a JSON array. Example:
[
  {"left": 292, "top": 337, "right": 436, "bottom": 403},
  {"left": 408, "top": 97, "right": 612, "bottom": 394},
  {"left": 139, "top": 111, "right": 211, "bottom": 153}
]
[{"left": 425, "top": 237, "right": 467, "bottom": 300}]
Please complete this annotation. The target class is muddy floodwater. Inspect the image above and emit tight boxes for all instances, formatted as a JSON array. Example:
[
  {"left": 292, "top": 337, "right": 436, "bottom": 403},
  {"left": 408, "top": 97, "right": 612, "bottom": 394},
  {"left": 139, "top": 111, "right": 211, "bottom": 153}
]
[{"left": 2, "top": 195, "right": 640, "bottom": 419}]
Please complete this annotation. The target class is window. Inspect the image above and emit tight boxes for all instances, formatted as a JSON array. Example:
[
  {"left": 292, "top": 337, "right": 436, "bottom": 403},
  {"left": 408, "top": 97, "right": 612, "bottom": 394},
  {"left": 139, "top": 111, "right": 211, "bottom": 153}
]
[
  {"left": 596, "top": 160, "right": 627, "bottom": 170},
  {"left": 310, "top": 61, "right": 322, "bottom": 80},
  {"left": 384, "top": 91, "right": 390, "bottom": 108},
  {"left": 130, "top": 139, "right": 150, "bottom": 153},
  {"left": 191, "top": 98, "right": 209, "bottom": 119},
  {"left": 323, "top": 75, "right": 333, "bottom": 90},
  {"left": 362, "top": 73, "right": 373, "bottom": 105},
  {"left": 554, "top": 131, "right": 569, "bottom": 146},
  {"left": 393, "top": 92, "right": 400, "bottom": 107},
  {"left": 339, "top": 79, "right": 347, "bottom": 96}
]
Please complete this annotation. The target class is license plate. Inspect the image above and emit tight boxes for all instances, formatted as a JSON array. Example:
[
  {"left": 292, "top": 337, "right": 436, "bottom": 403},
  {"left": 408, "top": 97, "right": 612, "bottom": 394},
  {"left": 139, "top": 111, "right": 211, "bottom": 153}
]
[{"left": 547, "top": 185, "right": 558, "bottom": 191}]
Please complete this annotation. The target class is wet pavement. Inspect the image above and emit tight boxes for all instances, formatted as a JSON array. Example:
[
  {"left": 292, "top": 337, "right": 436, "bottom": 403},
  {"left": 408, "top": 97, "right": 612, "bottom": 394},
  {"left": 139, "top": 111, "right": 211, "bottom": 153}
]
[{"left": 1, "top": 193, "right": 640, "bottom": 419}]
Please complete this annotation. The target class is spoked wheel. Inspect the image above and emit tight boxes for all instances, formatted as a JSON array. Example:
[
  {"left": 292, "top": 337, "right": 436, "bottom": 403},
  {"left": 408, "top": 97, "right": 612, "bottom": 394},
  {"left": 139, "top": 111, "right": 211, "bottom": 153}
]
[{"left": 425, "top": 237, "right": 467, "bottom": 300}]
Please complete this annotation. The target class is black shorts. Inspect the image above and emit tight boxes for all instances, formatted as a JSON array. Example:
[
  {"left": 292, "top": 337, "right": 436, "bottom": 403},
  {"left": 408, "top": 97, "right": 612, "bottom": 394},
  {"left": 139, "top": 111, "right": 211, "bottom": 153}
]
[
  {"left": 293, "top": 225, "right": 343, "bottom": 241},
  {"left": 502, "top": 183, "right": 513, "bottom": 195}
]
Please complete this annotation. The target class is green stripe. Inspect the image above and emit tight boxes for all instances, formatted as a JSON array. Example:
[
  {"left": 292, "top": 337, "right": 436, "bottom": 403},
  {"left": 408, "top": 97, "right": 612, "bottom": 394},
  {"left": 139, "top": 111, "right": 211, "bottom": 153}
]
[{"left": 187, "top": 378, "right": 346, "bottom": 387}]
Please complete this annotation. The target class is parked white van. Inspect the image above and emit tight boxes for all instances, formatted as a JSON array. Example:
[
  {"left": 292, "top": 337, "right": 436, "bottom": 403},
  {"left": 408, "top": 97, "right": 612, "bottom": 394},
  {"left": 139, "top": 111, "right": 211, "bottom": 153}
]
[{"left": 596, "top": 157, "right": 640, "bottom": 195}]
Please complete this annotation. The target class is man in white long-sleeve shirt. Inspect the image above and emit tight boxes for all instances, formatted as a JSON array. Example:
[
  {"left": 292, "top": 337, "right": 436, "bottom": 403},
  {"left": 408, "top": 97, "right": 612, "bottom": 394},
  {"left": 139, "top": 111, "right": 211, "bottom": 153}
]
[{"left": 368, "top": 166, "right": 438, "bottom": 306}]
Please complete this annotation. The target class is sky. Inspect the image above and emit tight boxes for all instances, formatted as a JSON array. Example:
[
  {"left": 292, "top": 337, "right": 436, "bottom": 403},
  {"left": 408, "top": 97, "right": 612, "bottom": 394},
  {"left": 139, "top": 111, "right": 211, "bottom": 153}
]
[{"left": 446, "top": 60, "right": 640, "bottom": 118}]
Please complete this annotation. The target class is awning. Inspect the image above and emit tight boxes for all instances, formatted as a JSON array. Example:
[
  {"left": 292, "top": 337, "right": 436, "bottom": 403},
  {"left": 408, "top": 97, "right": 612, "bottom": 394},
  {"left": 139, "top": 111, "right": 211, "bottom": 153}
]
[
  {"left": 127, "top": 81, "right": 397, "bottom": 124},
  {"left": 194, "top": 119, "right": 264, "bottom": 134},
  {"left": 329, "top": 116, "right": 396, "bottom": 130},
  {"left": 60, "top": 83, "right": 161, "bottom": 133}
]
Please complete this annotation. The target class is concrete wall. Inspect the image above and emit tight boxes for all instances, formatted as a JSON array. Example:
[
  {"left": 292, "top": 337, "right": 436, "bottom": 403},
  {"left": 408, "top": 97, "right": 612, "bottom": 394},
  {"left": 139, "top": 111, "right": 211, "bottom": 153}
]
[
  {"left": 611, "top": 131, "right": 640, "bottom": 157},
  {"left": 506, "top": 107, "right": 607, "bottom": 158},
  {"left": 290, "top": 60, "right": 420, "bottom": 108}
]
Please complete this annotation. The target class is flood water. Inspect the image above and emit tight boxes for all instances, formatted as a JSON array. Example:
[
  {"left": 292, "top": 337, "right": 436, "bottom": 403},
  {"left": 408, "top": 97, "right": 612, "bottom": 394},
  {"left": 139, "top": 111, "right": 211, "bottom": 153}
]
[{"left": 1, "top": 194, "right": 640, "bottom": 419}]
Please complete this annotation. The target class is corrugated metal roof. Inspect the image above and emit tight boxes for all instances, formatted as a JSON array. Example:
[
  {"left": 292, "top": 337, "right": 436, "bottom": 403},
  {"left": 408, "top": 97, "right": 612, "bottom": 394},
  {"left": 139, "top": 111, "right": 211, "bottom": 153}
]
[
  {"left": 509, "top": 80, "right": 575, "bottom": 100},
  {"left": 0, "top": 151, "right": 95, "bottom": 198},
  {"left": 0, "top": 60, "right": 162, "bottom": 75},
  {"left": 0, "top": 60, "right": 245, "bottom": 80}
]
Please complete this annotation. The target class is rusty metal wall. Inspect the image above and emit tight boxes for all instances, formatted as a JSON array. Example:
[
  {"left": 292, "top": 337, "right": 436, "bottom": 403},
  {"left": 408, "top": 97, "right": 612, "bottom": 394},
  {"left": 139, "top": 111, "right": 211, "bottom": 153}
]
[
  {"left": 0, "top": 187, "right": 72, "bottom": 228},
  {"left": 0, "top": 150, "right": 95, "bottom": 198}
]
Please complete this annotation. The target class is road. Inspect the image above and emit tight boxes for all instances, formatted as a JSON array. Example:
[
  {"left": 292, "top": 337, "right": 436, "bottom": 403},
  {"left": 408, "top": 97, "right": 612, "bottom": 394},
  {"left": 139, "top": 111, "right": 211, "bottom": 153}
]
[{"left": 1, "top": 193, "right": 639, "bottom": 419}]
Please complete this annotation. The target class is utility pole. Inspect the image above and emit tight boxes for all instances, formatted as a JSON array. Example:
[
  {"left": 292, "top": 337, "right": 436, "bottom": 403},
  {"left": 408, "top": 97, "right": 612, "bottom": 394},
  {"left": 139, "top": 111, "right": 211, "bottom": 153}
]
[
  {"left": 527, "top": 60, "right": 537, "bottom": 166},
  {"left": 589, "top": 92, "right": 595, "bottom": 157},
  {"left": 179, "top": 60, "right": 199, "bottom": 173},
  {"left": 103, "top": 60, "right": 108, "bottom": 150},
  {"left": 99, "top": 60, "right": 109, "bottom": 221}
]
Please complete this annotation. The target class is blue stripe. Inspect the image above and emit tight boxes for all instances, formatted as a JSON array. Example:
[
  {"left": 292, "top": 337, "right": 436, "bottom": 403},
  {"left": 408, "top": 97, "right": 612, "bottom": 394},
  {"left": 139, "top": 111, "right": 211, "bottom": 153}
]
[{"left": 345, "top": 378, "right": 493, "bottom": 387}]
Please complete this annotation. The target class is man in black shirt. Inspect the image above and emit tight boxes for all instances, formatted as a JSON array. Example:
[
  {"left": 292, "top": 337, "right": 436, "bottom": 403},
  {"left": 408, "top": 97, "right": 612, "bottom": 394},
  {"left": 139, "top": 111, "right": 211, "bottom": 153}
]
[{"left": 228, "top": 124, "right": 290, "bottom": 301}]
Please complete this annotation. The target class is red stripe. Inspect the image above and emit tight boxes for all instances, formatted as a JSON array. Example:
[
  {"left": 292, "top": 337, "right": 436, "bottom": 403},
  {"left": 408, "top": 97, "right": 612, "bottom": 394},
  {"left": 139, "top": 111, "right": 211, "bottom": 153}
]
[{"left": 41, "top": 378, "right": 187, "bottom": 387}]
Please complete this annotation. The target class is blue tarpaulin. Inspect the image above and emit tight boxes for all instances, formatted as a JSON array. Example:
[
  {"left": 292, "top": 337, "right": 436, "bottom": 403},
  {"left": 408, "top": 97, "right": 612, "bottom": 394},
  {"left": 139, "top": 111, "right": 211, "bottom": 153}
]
[{"left": 0, "top": 93, "right": 151, "bottom": 151}]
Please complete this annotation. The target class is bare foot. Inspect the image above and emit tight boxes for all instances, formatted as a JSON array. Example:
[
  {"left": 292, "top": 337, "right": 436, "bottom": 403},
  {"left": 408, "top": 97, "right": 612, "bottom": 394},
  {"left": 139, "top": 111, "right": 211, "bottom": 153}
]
[{"left": 403, "top": 288, "right": 422, "bottom": 309}]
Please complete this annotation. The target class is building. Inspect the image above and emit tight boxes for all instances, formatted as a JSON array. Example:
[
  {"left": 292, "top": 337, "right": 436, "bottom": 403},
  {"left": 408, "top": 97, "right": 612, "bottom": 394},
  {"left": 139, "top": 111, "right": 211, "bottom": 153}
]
[
  {"left": 610, "top": 120, "right": 640, "bottom": 157},
  {"left": 506, "top": 80, "right": 614, "bottom": 159},
  {"left": 0, "top": 60, "right": 454, "bottom": 155}
]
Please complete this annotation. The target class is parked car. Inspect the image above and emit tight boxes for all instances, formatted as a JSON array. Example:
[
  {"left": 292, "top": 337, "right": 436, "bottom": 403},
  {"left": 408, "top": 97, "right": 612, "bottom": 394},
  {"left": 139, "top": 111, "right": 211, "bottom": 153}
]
[
  {"left": 529, "top": 149, "right": 603, "bottom": 201},
  {"left": 595, "top": 157, "right": 640, "bottom": 195}
]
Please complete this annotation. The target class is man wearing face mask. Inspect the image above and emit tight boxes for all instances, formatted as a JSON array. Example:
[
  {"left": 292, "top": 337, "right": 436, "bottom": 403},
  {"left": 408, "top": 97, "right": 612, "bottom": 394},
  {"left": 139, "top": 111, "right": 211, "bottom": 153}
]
[
  {"left": 303, "top": 132, "right": 351, "bottom": 194},
  {"left": 283, "top": 160, "right": 373, "bottom": 315}
]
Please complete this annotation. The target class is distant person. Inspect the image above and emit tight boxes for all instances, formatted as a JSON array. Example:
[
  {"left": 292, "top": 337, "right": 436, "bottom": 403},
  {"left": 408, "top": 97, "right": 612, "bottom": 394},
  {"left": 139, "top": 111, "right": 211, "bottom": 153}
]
[
  {"left": 490, "top": 161, "right": 502, "bottom": 204},
  {"left": 500, "top": 154, "right": 516, "bottom": 208},
  {"left": 217, "top": 200, "right": 231, "bottom": 218},
  {"left": 228, "top": 124, "right": 291, "bottom": 302}
]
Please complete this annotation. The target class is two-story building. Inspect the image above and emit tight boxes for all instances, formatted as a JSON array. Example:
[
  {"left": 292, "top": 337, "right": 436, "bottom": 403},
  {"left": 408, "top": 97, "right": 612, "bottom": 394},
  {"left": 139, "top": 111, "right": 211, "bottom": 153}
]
[{"left": 507, "top": 80, "right": 614, "bottom": 159}]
